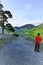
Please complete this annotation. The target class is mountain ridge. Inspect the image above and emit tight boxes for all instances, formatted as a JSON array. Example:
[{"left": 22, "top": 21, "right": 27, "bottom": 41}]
[{"left": 14, "top": 24, "right": 35, "bottom": 30}]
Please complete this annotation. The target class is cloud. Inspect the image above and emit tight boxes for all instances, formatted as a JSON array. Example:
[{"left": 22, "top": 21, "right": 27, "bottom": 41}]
[
  {"left": 26, "top": 20, "right": 43, "bottom": 26},
  {"left": 4, "top": 9, "right": 43, "bottom": 27},
  {"left": 2, "top": 0, "right": 43, "bottom": 27},
  {"left": 8, "top": 18, "right": 43, "bottom": 27}
]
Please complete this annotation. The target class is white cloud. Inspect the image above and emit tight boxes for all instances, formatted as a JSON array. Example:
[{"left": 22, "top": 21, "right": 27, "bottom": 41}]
[
  {"left": 26, "top": 20, "right": 43, "bottom": 26},
  {"left": 8, "top": 19, "right": 43, "bottom": 27}
]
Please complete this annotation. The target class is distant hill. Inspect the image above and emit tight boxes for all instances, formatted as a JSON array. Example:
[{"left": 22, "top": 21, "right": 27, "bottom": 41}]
[
  {"left": 14, "top": 24, "right": 35, "bottom": 35},
  {"left": 14, "top": 24, "right": 35, "bottom": 30},
  {"left": 22, "top": 24, "right": 43, "bottom": 39},
  {"left": 20, "top": 24, "right": 35, "bottom": 29}
]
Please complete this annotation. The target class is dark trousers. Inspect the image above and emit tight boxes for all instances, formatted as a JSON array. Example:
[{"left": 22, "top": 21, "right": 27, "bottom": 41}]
[{"left": 34, "top": 44, "right": 40, "bottom": 51}]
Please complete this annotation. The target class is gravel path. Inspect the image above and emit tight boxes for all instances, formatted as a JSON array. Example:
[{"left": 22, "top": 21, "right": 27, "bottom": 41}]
[{"left": 0, "top": 36, "right": 43, "bottom": 65}]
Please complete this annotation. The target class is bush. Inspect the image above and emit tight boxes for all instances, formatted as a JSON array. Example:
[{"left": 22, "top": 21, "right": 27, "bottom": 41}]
[{"left": 13, "top": 33, "right": 19, "bottom": 37}]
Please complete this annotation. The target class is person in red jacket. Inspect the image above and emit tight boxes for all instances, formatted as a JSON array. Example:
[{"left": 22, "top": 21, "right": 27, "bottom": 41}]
[{"left": 34, "top": 33, "right": 41, "bottom": 52}]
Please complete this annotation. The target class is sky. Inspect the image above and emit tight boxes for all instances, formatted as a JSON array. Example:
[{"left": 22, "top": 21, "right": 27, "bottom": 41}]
[{"left": 1, "top": 0, "right": 43, "bottom": 27}]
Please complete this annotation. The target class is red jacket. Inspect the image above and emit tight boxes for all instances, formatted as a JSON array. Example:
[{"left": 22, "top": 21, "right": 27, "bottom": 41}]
[{"left": 35, "top": 36, "right": 41, "bottom": 44}]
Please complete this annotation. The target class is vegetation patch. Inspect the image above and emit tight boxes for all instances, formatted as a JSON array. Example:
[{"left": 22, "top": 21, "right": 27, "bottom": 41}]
[{"left": 20, "top": 24, "right": 43, "bottom": 42}]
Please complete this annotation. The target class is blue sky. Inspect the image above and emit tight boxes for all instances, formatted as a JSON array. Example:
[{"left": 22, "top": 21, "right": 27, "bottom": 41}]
[{"left": 1, "top": 0, "right": 43, "bottom": 27}]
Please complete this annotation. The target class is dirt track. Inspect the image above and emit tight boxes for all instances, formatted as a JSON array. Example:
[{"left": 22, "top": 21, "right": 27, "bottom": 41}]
[{"left": 0, "top": 36, "right": 43, "bottom": 65}]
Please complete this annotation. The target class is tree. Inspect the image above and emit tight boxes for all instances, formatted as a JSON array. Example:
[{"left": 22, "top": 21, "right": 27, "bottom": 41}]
[
  {"left": 6, "top": 23, "right": 15, "bottom": 33},
  {"left": 0, "top": 2, "right": 12, "bottom": 33}
]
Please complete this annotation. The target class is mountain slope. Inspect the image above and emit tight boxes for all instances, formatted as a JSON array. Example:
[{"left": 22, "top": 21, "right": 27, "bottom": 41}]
[
  {"left": 14, "top": 24, "right": 35, "bottom": 35},
  {"left": 22, "top": 24, "right": 43, "bottom": 39},
  {"left": 20, "top": 24, "right": 35, "bottom": 29},
  {"left": 14, "top": 24, "right": 35, "bottom": 30}
]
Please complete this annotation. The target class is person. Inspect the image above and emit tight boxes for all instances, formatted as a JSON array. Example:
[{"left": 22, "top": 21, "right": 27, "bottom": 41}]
[{"left": 34, "top": 33, "right": 41, "bottom": 52}]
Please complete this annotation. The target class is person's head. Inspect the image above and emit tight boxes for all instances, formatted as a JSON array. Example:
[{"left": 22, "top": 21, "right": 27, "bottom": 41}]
[{"left": 38, "top": 33, "right": 40, "bottom": 36}]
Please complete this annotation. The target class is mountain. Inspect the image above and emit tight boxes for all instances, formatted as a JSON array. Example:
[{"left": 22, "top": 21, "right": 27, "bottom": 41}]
[
  {"left": 20, "top": 24, "right": 35, "bottom": 29},
  {"left": 14, "top": 24, "right": 35, "bottom": 30},
  {"left": 14, "top": 24, "right": 35, "bottom": 36}
]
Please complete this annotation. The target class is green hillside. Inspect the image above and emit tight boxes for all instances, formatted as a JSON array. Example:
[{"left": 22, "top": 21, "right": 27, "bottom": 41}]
[{"left": 22, "top": 24, "right": 43, "bottom": 40}]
